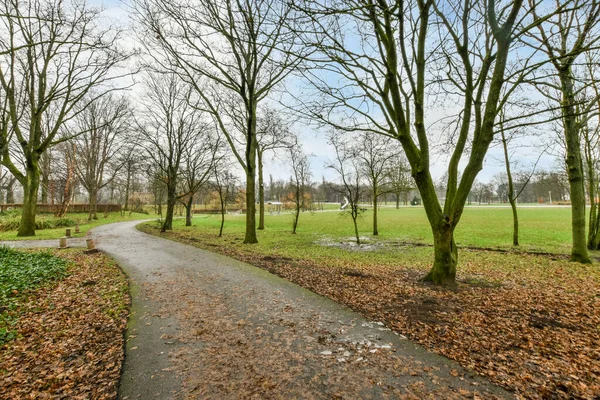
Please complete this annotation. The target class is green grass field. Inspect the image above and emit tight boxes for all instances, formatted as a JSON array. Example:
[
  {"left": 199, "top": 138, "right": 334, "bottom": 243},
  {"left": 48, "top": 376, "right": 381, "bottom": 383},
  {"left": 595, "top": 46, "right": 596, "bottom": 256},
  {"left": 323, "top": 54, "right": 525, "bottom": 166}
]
[
  {"left": 140, "top": 204, "right": 597, "bottom": 284},
  {"left": 175, "top": 205, "right": 577, "bottom": 253}
]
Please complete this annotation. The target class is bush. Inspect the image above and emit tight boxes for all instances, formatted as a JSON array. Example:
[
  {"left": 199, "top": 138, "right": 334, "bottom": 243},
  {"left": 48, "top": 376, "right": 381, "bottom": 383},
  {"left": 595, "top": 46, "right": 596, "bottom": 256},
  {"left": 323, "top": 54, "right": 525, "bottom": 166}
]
[{"left": 0, "top": 214, "right": 77, "bottom": 231}]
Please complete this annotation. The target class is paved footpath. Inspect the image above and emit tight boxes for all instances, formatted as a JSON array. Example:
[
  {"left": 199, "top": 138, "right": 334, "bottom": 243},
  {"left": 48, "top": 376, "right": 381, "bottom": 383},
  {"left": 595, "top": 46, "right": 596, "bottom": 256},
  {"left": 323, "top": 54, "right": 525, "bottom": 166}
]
[{"left": 3, "top": 221, "right": 513, "bottom": 399}]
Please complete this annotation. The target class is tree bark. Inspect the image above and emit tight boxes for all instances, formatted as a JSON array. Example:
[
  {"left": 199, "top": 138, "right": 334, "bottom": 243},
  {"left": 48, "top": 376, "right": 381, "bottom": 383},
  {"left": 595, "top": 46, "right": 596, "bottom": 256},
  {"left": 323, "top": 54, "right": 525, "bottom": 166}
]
[
  {"left": 243, "top": 106, "right": 258, "bottom": 244},
  {"left": 258, "top": 149, "right": 265, "bottom": 230},
  {"left": 88, "top": 187, "right": 99, "bottom": 220},
  {"left": 162, "top": 180, "right": 177, "bottom": 232},
  {"left": 395, "top": 193, "right": 400, "bottom": 209},
  {"left": 18, "top": 166, "right": 40, "bottom": 236},
  {"left": 351, "top": 209, "right": 360, "bottom": 245},
  {"left": 502, "top": 129, "right": 519, "bottom": 246},
  {"left": 560, "top": 70, "right": 591, "bottom": 263},
  {"left": 244, "top": 168, "right": 258, "bottom": 243},
  {"left": 185, "top": 196, "right": 193, "bottom": 226},
  {"left": 423, "top": 223, "right": 457, "bottom": 285},
  {"left": 292, "top": 187, "right": 300, "bottom": 234},
  {"left": 373, "top": 192, "right": 378, "bottom": 235}
]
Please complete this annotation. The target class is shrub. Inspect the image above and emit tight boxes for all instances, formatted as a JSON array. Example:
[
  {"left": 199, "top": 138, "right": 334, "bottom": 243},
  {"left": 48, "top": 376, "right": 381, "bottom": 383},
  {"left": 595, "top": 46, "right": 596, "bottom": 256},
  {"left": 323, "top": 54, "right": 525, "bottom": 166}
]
[{"left": 0, "top": 214, "right": 77, "bottom": 231}]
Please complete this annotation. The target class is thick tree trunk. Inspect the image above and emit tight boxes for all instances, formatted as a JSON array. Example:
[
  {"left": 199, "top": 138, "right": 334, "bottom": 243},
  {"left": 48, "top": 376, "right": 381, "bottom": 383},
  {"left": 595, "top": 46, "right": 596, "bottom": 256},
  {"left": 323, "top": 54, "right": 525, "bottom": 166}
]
[
  {"left": 18, "top": 167, "right": 40, "bottom": 237},
  {"left": 561, "top": 71, "right": 591, "bottom": 263},
  {"left": 373, "top": 191, "right": 379, "bottom": 235},
  {"left": 395, "top": 194, "right": 400, "bottom": 209},
  {"left": 185, "top": 196, "right": 193, "bottom": 226},
  {"left": 258, "top": 150, "right": 265, "bottom": 230},
  {"left": 88, "top": 188, "right": 99, "bottom": 220},
  {"left": 162, "top": 183, "right": 177, "bottom": 232},
  {"left": 423, "top": 224, "right": 457, "bottom": 285},
  {"left": 243, "top": 107, "right": 258, "bottom": 244},
  {"left": 244, "top": 169, "right": 258, "bottom": 243},
  {"left": 6, "top": 178, "right": 15, "bottom": 204}
]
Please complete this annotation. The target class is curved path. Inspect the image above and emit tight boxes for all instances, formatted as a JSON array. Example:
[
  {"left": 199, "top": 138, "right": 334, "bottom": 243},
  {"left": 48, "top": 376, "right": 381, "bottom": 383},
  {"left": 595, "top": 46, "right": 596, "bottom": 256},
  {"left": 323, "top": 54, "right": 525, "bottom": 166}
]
[{"left": 3, "top": 221, "right": 512, "bottom": 399}]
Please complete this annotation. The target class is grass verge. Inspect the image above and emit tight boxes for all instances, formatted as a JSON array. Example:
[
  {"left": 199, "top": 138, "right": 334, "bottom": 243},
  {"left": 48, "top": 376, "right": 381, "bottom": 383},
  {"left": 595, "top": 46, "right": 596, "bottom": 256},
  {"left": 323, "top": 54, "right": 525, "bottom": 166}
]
[
  {"left": 0, "top": 211, "right": 153, "bottom": 241},
  {"left": 0, "top": 248, "right": 129, "bottom": 399}
]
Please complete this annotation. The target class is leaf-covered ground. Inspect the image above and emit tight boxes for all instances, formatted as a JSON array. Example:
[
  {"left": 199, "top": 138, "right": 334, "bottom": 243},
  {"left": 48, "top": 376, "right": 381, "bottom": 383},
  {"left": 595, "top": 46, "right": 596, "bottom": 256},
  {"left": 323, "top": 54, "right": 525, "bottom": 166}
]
[
  {"left": 0, "top": 249, "right": 130, "bottom": 399},
  {"left": 141, "top": 224, "right": 600, "bottom": 400}
]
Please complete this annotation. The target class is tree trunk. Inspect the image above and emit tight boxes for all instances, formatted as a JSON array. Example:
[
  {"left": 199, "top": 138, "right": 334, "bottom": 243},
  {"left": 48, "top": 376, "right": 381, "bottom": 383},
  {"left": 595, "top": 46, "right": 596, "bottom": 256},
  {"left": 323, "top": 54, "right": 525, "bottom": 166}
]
[
  {"left": 185, "top": 196, "right": 193, "bottom": 226},
  {"left": 292, "top": 188, "right": 300, "bottom": 234},
  {"left": 244, "top": 168, "right": 258, "bottom": 243},
  {"left": 423, "top": 224, "right": 457, "bottom": 285},
  {"left": 351, "top": 206, "right": 360, "bottom": 245},
  {"left": 88, "top": 188, "right": 99, "bottom": 220},
  {"left": 373, "top": 190, "right": 379, "bottom": 235},
  {"left": 561, "top": 71, "right": 591, "bottom": 263},
  {"left": 162, "top": 182, "right": 177, "bottom": 232},
  {"left": 219, "top": 198, "right": 225, "bottom": 237},
  {"left": 41, "top": 173, "right": 48, "bottom": 204},
  {"left": 509, "top": 197, "right": 519, "bottom": 246},
  {"left": 258, "top": 149, "right": 265, "bottom": 230},
  {"left": 395, "top": 193, "right": 400, "bottom": 209},
  {"left": 18, "top": 167, "right": 40, "bottom": 237},
  {"left": 124, "top": 168, "right": 131, "bottom": 211},
  {"left": 243, "top": 108, "right": 258, "bottom": 244},
  {"left": 6, "top": 178, "right": 15, "bottom": 204},
  {"left": 501, "top": 129, "right": 519, "bottom": 246},
  {"left": 585, "top": 129, "right": 600, "bottom": 249}
]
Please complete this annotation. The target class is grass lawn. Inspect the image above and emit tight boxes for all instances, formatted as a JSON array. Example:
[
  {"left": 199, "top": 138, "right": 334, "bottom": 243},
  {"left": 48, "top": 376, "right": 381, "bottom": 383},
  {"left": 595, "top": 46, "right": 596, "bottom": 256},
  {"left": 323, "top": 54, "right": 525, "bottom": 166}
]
[
  {"left": 0, "top": 211, "right": 154, "bottom": 241},
  {"left": 139, "top": 205, "right": 600, "bottom": 399}
]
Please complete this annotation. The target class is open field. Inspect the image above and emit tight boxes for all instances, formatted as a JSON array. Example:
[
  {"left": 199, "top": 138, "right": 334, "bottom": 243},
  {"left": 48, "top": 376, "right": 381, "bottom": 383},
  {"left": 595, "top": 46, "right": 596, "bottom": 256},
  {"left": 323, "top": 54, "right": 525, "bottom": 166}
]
[
  {"left": 139, "top": 206, "right": 600, "bottom": 399},
  {"left": 184, "top": 205, "right": 578, "bottom": 254}
]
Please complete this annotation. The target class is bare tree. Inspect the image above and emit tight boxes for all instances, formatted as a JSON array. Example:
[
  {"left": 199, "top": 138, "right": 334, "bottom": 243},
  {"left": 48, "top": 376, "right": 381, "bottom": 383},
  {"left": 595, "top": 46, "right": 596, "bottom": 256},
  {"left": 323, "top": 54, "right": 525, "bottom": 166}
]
[
  {"left": 287, "top": 143, "right": 311, "bottom": 234},
  {"left": 133, "top": 0, "right": 306, "bottom": 244},
  {"left": 136, "top": 73, "right": 206, "bottom": 232},
  {"left": 580, "top": 53, "right": 600, "bottom": 249},
  {"left": 498, "top": 116, "right": 545, "bottom": 246},
  {"left": 327, "top": 132, "right": 364, "bottom": 245},
  {"left": 295, "top": 0, "right": 545, "bottom": 284},
  {"left": 212, "top": 160, "right": 238, "bottom": 237},
  {"left": 178, "top": 131, "right": 224, "bottom": 226},
  {"left": 256, "top": 107, "right": 296, "bottom": 230},
  {"left": 0, "top": 0, "right": 133, "bottom": 236},
  {"left": 72, "top": 95, "right": 131, "bottom": 220},
  {"left": 527, "top": 0, "right": 600, "bottom": 263},
  {"left": 353, "top": 132, "right": 395, "bottom": 235},
  {"left": 386, "top": 153, "right": 414, "bottom": 208}
]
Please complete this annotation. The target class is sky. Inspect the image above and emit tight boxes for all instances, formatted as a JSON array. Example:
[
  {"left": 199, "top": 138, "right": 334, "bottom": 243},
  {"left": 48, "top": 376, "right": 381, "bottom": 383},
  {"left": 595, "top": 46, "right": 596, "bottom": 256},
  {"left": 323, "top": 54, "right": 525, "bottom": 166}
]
[{"left": 89, "top": 0, "right": 562, "bottom": 187}]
